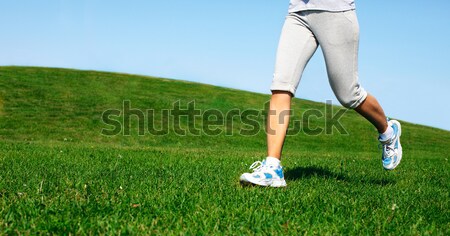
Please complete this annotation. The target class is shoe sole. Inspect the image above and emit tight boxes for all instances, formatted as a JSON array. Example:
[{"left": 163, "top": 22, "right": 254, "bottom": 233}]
[
  {"left": 240, "top": 180, "right": 287, "bottom": 188},
  {"left": 239, "top": 175, "right": 287, "bottom": 188}
]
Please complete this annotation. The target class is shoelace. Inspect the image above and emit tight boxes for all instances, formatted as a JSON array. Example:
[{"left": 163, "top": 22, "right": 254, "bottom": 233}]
[
  {"left": 380, "top": 135, "right": 397, "bottom": 158},
  {"left": 249, "top": 161, "right": 265, "bottom": 172},
  {"left": 384, "top": 144, "right": 395, "bottom": 158}
]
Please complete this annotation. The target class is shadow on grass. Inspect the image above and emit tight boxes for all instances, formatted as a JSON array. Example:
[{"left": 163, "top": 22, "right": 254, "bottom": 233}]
[
  {"left": 284, "top": 166, "right": 395, "bottom": 186},
  {"left": 285, "top": 166, "right": 345, "bottom": 181}
]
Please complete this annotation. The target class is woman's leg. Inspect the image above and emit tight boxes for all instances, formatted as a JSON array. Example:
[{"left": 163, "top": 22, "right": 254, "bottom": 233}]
[
  {"left": 310, "top": 10, "right": 388, "bottom": 132},
  {"left": 355, "top": 94, "right": 388, "bottom": 133},
  {"left": 267, "top": 91, "right": 293, "bottom": 159},
  {"left": 308, "top": 10, "right": 402, "bottom": 170},
  {"left": 268, "top": 12, "right": 318, "bottom": 160},
  {"left": 240, "top": 12, "right": 318, "bottom": 187}
]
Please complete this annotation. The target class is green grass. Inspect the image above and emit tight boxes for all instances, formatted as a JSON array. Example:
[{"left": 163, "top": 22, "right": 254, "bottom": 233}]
[{"left": 0, "top": 66, "right": 449, "bottom": 235}]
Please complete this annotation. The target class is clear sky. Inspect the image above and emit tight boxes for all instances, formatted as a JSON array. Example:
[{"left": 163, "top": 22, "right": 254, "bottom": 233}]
[{"left": 1, "top": 1, "right": 449, "bottom": 130}]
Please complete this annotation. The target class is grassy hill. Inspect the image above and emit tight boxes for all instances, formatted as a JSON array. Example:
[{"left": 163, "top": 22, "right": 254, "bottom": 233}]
[{"left": 0, "top": 66, "right": 448, "bottom": 234}]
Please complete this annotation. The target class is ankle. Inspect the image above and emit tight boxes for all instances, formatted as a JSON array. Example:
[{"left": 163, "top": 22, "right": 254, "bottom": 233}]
[
  {"left": 379, "top": 125, "right": 394, "bottom": 142},
  {"left": 265, "top": 156, "right": 281, "bottom": 167}
]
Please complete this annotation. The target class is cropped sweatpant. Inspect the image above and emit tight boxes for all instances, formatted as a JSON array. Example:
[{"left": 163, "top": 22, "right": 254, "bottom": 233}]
[{"left": 270, "top": 10, "right": 368, "bottom": 108}]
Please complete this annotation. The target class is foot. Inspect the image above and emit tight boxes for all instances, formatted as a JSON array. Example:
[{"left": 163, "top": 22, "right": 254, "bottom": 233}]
[
  {"left": 379, "top": 120, "right": 403, "bottom": 170},
  {"left": 240, "top": 160, "right": 287, "bottom": 187}
]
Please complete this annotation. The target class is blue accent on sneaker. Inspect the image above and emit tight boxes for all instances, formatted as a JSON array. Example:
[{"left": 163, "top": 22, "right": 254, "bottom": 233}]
[
  {"left": 274, "top": 167, "right": 284, "bottom": 178},
  {"left": 392, "top": 122, "right": 398, "bottom": 133},
  {"left": 392, "top": 123, "right": 398, "bottom": 138},
  {"left": 393, "top": 123, "right": 399, "bottom": 149},
  {"left": 383, "top": 157, "right": 392, "bottom": 165},
  {"left": 264, "top": 173, "right": 273, "bottom": 179}
]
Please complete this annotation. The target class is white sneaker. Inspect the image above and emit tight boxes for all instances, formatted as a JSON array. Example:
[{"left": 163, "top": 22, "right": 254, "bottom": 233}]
[
  {"left": 240, "top": 160, "right": 287, "bottom": 187},
  {"left": 379, "top": 119, "right": 403, "bottom": 170}
]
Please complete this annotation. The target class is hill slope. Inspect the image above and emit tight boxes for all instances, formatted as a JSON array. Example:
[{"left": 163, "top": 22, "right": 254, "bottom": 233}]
[{"left": 0, "top": 66, "right": 449, "bottom": 234}]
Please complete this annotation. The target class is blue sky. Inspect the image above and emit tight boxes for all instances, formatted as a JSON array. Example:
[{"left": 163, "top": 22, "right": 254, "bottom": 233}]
[{"left": 1, "top": 1, "right": 449, "bottom": 130}]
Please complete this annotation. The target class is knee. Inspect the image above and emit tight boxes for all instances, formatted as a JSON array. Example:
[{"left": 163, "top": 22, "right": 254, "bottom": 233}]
[
  {"left": 335, "top": 89, "right": 368, "bottom": 109},
  {"left": 336, "top": 96, "right": 357, "bottom": 109}
]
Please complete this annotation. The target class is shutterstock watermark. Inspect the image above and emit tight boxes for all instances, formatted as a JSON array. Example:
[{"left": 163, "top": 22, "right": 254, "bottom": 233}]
[{"left": 101, "top": 100, "right": 348, "bottom": 136}]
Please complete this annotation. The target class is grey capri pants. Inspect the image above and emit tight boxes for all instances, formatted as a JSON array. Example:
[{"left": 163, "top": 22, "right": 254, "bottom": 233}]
[{"left": 270, "top": 10, "right": 368, "bottom": 109}]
